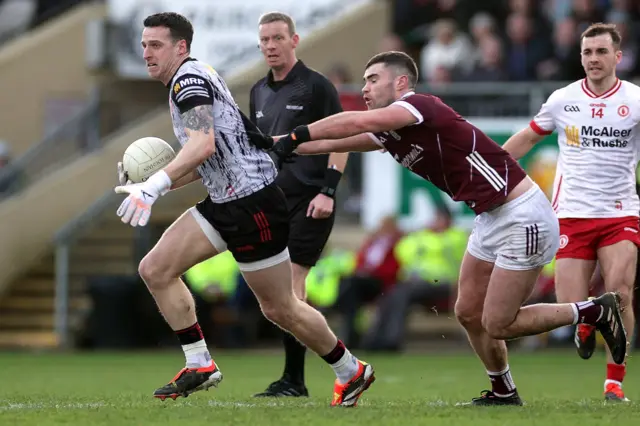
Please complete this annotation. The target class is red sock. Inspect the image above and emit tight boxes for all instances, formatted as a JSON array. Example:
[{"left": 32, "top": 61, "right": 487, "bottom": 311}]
[{"left": 606, "top": 363, "right": 626, "bottom": 384}]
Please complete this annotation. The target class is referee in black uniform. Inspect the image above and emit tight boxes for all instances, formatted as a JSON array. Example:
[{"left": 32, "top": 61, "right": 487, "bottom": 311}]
[{"left": 250, "top": 12, "right": 348, "bottom": 398}]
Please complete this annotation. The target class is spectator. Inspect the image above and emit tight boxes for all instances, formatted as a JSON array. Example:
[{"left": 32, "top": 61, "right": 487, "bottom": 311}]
[
  {"left": 607, "top": 11, "right": 639, "bottom": 80},
  {"left": 462, "top": 35, "right": 508, "bottom": 81},
  {"left": 378, "top": 32, "right": 408, "bottom": 53},
  {"left": 508, "top": 0, "right": 553, "bottom": 37},
  {"left": 359, "top": 207, "right": 467, "bottom": 351},
  {"left": 392, "top": 0, "right": 438, "bottom": 48},
  {"left": 429, "top": 65, "right": 453, "bottom": 86},
  {"left": 420, "top": 19, "right": 474, "bottom": 81},
  {"left": 468, "top": 12, "right": 498, "bottom": 45},
  {"left": 537, "top": 17, "right": 585, "bottom": 81},
  {"left": 571, "top": 0, "right": 605, "bottom": 33},
  {"left": 334, "top": 215, "right": 403, "bottom": 347},
  {"left": 504, "top": 13, "right": 554, "bottom": 81}
]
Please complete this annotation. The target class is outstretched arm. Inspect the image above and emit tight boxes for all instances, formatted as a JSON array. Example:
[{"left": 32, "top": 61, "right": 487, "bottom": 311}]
[
  {"left": 306, "top": 104, "right": 418, "bottom": 140},
  {"left": 296, "top": 133, "right": 380, "bottom": 155}
]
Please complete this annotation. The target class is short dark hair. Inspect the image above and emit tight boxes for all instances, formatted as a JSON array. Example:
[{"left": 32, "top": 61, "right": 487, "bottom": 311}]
[
  {"left": 365, "top": 51, "right": 418, "bottom": 88},
  {"left": 143, "top": 12, "right": 194, "bottom": 51},
  {"left": 581, "top": 22, "right": 622, "bottom": 49},
  {"left": 259, "top": 12, "right": 296, "bottom": 36}
]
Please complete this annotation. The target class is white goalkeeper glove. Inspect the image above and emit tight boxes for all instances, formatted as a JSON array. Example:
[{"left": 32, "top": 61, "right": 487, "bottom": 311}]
[
  {"left": 114, "top": 170, "right": 172, "bottom": 227},
  {"left": 117, "top": 162, "right": 132, "bottom": 185}
]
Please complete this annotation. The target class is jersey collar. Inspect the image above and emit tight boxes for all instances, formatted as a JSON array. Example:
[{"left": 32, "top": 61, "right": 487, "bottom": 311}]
[
  {"left": 266, "top": 59, "right": 306, "bottom": 87},
  {"left": 399, "top": 91, "right": 416, "bottom": 100},
  {"left": 165, "top": 57, "right": 198, "bottom": 88},
  {"left": 581, "top": 78, "right": 621, "bottom": 99}
]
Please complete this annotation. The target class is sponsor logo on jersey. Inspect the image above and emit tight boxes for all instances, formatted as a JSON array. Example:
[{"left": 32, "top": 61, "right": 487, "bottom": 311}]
[
  {"left": 395, "top": 144, "right": 424, "bottom": 170},
  {"left": 564, "top": 105, "right": 580, "bottom": 112},
  {"left": 174, "top": 77, "right": 206, "bottom": 92},
  {"left": 582, "top": 125, "right": 631, "bottom": 148},
  {"left": 564, "top": 125, "right": 632, "bottom": 149},
  {"left": 564, "top": 125, "right": 580, "bottom": 147},
  {"left": 581, "top": 126, "right": 631, "bottom": 138}
]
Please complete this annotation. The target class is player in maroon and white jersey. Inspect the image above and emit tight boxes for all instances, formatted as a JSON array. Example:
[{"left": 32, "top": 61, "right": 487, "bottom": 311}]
[{"left": 270, "top": 51, "right": 627, "bottom": 405}]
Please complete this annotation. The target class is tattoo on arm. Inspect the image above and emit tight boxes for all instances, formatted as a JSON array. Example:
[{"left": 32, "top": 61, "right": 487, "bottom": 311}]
[{"left": 182, "top": 105, "right": 214, "bottom": 134}]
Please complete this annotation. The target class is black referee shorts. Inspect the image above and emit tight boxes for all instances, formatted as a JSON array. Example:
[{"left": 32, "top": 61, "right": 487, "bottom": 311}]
[
  {"left": 193, "top": 182, "right": 290, "bottom": 269},
  {"left": 284, "top": 185, "right": 336, "bottom": 268}
]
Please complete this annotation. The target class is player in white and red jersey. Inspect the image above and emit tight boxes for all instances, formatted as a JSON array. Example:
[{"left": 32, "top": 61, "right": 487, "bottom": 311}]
[{"left": 504, "top": 23, "right": 639, "bottom": 402}]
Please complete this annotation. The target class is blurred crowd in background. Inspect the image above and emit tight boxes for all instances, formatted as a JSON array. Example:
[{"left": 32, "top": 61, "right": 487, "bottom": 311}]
[{"left": 394, "top": 0, "right": 640, "bottom": 84}]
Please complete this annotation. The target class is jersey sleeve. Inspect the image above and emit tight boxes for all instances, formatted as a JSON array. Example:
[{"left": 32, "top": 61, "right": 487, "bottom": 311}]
[
  {"left": 529, "top": 90, "right": 561, "bottom": 135},
  {"left": 391, "top": 94, "right": 439, "bottom": 125},
  {"left": 312, "top": 76, "right": 343, "bottom": 121},
  {"left": 170, "top": 73, "right": 214, "bottom": 114}
]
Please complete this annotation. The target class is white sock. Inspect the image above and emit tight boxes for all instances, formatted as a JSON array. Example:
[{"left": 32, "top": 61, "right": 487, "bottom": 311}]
[
  {"left": 570, "top": 303, "right": 579, "bottom": 325},
  {"left": 182, "top": 340, "right": 212, "bottom": 368},
  {"left": 330, "top": 348, "right": 360, "bottom": 384}
]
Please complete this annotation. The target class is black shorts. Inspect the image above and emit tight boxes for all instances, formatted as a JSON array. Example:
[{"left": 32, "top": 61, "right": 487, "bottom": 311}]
[
  {"left": 193, "top": 182, "right": 289, "bottom": 267},
  {"left": 284, "top": 185, "right": 336, "bottom": 267}
]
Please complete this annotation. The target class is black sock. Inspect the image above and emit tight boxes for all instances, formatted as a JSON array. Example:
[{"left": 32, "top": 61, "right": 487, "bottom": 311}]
[
  {"left": 175, "top": 322, "right": 204, "bottom": 346},
  {"left": 282, "top": 331, "right": 306, "bottom": 385}
]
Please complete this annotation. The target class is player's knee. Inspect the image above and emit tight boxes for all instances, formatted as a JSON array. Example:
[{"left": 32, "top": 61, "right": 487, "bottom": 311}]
[
  {"left": 260, "top": 298, "right": 298, "bottom": 329},
  {"left": 481, "top": 313, "right": 512, "bottom": 340},
  {"left": 138, "top": 253, "right": 172, "bottom": 289},
  {"left": 611, "top": 285, "right": 634, "bottom": 312},
  {"left": 454, "top": 299, "right": 483, "bottom": 331}
]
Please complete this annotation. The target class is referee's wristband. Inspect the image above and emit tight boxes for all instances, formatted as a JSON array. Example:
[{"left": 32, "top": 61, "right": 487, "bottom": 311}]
[{"left": 320, "top": 167, "right": 342, "bottom": 199}]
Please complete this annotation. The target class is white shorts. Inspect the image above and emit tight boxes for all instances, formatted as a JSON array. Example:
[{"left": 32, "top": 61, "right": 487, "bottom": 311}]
[{"left": 467, "top": 184, "right": 560, "bottom": 271}]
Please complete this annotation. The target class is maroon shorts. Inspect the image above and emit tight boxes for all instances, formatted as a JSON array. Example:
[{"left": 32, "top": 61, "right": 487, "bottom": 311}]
[{"left": 556, "top": 216, "right": 640, "bottom": 260}]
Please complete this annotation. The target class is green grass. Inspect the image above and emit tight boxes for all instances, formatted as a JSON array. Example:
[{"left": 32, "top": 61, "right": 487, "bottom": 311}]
[{"left": 0, "top": 349, "right": 637, "bottom": 425}]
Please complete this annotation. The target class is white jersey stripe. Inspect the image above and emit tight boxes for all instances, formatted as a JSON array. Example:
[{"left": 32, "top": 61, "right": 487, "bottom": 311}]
[
  {"left": 471, "top": 151, "right": 506, "bottom": 186},
  {"left": 466, "top": 154, "right": 504, "bottom": 191}
]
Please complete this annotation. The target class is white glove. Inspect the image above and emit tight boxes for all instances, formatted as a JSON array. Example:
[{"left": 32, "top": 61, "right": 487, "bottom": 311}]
[
  {"left": 117, "top": 162, "right": 132, "bottom": 185},
  {"left": 114, "top": 170, "right": 172, "bottom": 227}
]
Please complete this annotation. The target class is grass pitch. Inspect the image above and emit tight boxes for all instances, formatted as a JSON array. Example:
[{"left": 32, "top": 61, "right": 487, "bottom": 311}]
[{"left": 0, "top": 349, "right": 636, "bottom": 425}]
